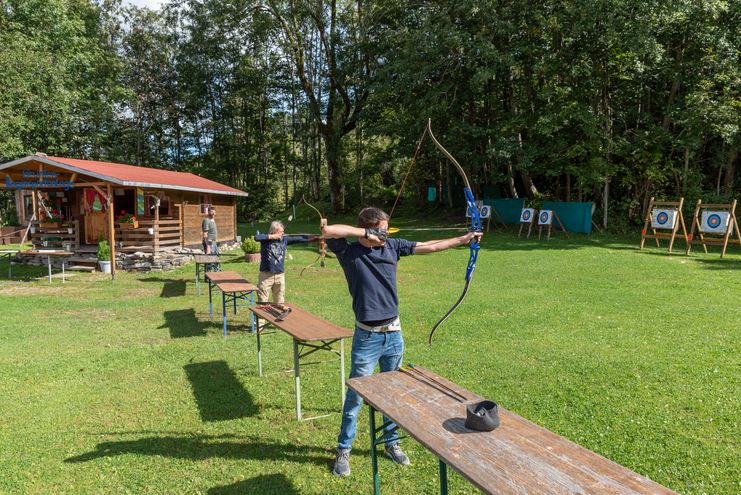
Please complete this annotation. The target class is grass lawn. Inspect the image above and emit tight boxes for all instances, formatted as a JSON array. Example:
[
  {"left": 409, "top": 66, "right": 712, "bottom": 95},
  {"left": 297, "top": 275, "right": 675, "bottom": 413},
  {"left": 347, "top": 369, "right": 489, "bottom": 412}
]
[{"left": 0, "top": 217, "right": 739, "bottom": 494}]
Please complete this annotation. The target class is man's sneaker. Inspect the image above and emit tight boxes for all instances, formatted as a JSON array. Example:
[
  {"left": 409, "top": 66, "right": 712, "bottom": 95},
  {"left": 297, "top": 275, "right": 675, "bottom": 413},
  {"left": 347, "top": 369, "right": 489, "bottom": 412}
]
[
  {"left": 333, "top": 447, "right": 351, "bottom": 477},
  {"left": 384, "top": 443, "right": 410, "bottom": 466}
]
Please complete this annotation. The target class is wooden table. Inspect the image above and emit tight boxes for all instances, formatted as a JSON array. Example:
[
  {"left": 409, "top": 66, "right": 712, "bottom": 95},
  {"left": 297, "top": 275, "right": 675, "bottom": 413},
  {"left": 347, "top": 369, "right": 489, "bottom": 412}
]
[
  {"left": 250, "top": 304, "right": 353, "bottom": 421},
  {"left": 204, "top": 271, "right": 257, "bottom": 335},
  {"left": 0, "top": 250, "right": 18, "bottom": 278},
  {"left": 347, "top": 368, "right": 679, "bottom": 495},
  {"left": 20, "top": 250, "right": 75, "bottom": 283},
  {"left": 194, "top": 254, "right": 221, "bottom": 295}
]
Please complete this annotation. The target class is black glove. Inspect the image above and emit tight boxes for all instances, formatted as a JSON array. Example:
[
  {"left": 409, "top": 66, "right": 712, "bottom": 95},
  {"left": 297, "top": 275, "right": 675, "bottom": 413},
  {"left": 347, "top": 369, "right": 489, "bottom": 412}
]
[{"left": 365, "top": 228, "right": 388, "bottom": 241}]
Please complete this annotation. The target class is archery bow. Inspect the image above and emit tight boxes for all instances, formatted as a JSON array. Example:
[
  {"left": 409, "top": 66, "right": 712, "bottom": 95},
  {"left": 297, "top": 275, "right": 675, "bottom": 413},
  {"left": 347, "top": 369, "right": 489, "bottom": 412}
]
[
  {"left": 299, "top": 195, "right": 327, "bottom": 276},
  {"left": 426, "top": 119, "right": 483, "bottom": 345}
]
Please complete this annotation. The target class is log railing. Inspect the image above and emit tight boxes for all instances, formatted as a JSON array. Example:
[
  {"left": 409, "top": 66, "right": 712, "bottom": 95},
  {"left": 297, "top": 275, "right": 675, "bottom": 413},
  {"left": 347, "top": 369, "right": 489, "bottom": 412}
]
[{"left": 115, "top": 217, "right": 182, "bottom": 253}]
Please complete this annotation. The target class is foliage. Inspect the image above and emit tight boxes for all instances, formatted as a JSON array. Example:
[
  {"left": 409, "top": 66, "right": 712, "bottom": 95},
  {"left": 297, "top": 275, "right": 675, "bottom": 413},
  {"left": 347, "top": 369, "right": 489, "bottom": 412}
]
[
  {"left": 0, "top": 0, "right": 739, "bottom": 225},
  {"left": 96, "top": 239, "right": 110, "bottom": 261},
  {"left": 0, "top": 190, "right": 19, "bottom": 226},
  {"left": 116, "top": 211, "right": 136, "bottom": 224},
  {"left": 240, "top": 235, "right": 260, "bottom": 254},
  {"left": 45, "top": 209, "right": 64, "bottom": 223}
]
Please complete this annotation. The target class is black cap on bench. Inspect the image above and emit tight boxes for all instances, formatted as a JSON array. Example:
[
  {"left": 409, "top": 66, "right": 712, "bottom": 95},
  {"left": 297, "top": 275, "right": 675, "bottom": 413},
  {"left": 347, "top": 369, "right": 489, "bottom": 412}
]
[{"left": 465, "top": 400, "right": 500, "bottom": 432}]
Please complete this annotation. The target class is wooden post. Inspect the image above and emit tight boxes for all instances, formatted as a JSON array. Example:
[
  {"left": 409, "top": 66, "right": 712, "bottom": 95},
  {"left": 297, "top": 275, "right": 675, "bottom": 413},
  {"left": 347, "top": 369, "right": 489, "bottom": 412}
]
[
  {"left": 179, "top": 203, "right": 184, "bottom": 247},
  {"left": 31, "top": 189, "right": 38, "bottom": 222},
  {"left": 107, "top": 184, "right": 116, "bottom": 280},
  {"left": 154, "top": 200, "right": 160, "bottom": 253}
]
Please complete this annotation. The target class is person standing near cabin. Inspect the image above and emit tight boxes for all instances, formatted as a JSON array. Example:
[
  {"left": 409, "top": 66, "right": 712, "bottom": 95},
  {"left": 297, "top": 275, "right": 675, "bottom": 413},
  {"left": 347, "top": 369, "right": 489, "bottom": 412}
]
[
  {"left": 323, "top": 206, "right": 482, "bottom": 477},
  {"left": 254, "top": 220, "right": 312, "bottom": 304},
  {"left": 201, "top": 207, "right": 220, "bottom": 272}
]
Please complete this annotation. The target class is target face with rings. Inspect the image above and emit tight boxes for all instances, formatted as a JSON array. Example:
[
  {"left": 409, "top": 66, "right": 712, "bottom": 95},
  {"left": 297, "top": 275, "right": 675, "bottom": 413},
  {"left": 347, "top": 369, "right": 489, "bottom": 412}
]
[
  {"left": 651, "top": 208, "right": 677, "bottom": 229},
  {"left": 521, "top": 209, "right": 534, "bottom": 222},
  {"left": 700, "top": 210, "right": 730, "bottom": 233},
  {"left": 538, "top": 210, "right": 553, "bottom": 225}
]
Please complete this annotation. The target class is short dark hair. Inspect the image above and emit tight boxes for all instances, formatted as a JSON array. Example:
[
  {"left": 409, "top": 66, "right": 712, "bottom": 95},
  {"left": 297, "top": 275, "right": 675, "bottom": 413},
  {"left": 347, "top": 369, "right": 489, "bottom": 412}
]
[{"left": 357, "top": 207, "right": 389, "bottom": 228}]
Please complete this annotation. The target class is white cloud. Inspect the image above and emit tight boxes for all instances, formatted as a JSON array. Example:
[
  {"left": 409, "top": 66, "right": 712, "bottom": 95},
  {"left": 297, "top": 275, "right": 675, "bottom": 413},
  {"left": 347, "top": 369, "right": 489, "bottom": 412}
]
[{"left": 122, "top": 0, "right": 166, "bottom": 9}]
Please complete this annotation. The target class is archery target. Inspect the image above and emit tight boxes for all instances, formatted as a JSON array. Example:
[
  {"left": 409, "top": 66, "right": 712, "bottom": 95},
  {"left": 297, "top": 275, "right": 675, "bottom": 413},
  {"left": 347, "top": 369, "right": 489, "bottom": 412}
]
[
  {"left": 521, "top": 208, "right": 535, "bottom": 223},
  {"left": 651, "top": 208, "right": 677, "bottom": 229},
  {"left": 538, "top": 210, "right": 553, "bottom": 225},
  {"left": 466, "top": 205, "right": 475, "bottom": 218},
  {"left": 700, "top": 211, "right": 730, "bottom": 233},
  {"left": 479, "top": 205, "right": 492, "bottom": 219}
]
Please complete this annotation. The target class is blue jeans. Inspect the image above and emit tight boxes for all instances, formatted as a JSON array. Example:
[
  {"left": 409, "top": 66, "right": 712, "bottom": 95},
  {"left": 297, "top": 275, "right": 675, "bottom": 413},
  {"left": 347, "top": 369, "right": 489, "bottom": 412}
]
[
  {"left": 337, "top": 327, "right": 404, "bottom": 450},
  {"left": 203, "top": 241, "right": 220, "bottom": 272}
]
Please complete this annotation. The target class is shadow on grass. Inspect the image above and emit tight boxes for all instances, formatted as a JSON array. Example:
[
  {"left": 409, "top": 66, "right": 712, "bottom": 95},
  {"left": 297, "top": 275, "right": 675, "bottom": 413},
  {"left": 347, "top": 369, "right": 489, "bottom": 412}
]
[
  {"left": 184, "top": 361, "right": 259, "bottom": 421},
  {"left": 208, "top": 474, "right": 299, "bottom": 495},
  {"left": 64, "top": 434, "right": 330, "bottom": 467},
  {"left": 137, "top": 277, "right": 187, "bottom": 297},
  {"left": 691, "top": 257, "right": 741, "bottom": 270},
  {"left": 159, "top": 309, "right": 211, "bottom": 338}
]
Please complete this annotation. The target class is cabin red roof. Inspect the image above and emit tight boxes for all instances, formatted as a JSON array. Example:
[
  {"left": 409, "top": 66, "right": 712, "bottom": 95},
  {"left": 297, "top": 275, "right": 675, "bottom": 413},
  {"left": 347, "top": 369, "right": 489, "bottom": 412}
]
[{"left": 0, "top": 155, "right": 248, "bottom": 197}]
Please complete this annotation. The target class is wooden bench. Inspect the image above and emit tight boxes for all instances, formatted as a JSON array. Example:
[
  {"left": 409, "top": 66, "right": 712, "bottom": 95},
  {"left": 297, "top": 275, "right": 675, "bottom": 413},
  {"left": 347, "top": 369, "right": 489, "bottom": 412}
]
[
  {"left": 347, "top": 367, "right": 679, "bottom": 495},
  {"left": 250, "top": 303, "right": 353, "bottom": 421},
  {"left": 204, "top": 271, "right": 257, "bottom": 335}
]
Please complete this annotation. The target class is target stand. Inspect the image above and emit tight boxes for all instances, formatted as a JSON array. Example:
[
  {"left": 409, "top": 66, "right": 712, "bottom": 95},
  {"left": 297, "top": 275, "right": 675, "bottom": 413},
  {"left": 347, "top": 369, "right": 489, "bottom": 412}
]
[
  {"left": 468, "top": 202, "right": 507, "bottom": 232},
  {"left": 537, "top": 210, "right": 568, "bottom": 241},
  {"left": 518, "top": 208, "right": 537, "bottom": 238},
  {"left": 686, "top": 199, "right": 740, "bottom": 258},
  {"left": 639, "top": 197, "right": 688, "bottom": 253}
]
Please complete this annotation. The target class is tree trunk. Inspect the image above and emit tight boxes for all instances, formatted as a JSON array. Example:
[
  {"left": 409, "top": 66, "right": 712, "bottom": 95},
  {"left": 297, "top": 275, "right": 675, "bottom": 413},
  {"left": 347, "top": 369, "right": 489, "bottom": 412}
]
[{"left": 602, "top": 178, "right": 610, "bottom": 229}]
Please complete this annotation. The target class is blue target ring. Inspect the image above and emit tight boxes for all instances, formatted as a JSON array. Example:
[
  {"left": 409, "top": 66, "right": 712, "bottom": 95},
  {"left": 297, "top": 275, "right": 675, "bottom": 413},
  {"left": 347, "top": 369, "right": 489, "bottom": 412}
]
[
  {"left": 656, "top": 212, "right": 669, "bottom": 225},
  {"left": 540, "top": 211, "right": 550, "bottom": 223},
  {"left": 707, "top": 214, "right": 721, "bottom": 228},
  {"left": 522, "top": 210, "right": 531, "bottom": 221}
]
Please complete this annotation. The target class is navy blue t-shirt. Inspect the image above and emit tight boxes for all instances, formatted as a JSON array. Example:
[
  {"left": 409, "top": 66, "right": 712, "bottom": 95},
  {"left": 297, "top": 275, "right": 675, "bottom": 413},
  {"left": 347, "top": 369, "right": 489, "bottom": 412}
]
[
  {"left": 254, "top": 233, "right": 310, "bottom": 273},
  {"left": 327, "top": 237, "right": 417, "bottom": 323}
]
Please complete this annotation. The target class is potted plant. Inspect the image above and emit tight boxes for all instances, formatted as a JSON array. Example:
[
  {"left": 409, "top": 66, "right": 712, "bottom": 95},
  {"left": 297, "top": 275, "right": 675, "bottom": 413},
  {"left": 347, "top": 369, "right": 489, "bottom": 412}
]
[
  {"left": 97, "top": 239, "right": 112, "bottom": 273},
  {"left": 40, "top": 209, "right": 64, "bottom": 229},
  {"left": 241, "top": 236, "right": 261, "bottom": 263},
  {"left": 116, "top": 211, "right": 139, "bottom": 229}
]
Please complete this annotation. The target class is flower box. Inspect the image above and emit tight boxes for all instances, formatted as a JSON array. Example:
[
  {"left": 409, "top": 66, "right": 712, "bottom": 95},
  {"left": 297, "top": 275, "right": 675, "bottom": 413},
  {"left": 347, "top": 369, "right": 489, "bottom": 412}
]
[
  {"left": 40, "top": 223, "right": 60, "bottom": 229},
  {"left": 119, "top": 221, "right": 139, "bottom": 229}
]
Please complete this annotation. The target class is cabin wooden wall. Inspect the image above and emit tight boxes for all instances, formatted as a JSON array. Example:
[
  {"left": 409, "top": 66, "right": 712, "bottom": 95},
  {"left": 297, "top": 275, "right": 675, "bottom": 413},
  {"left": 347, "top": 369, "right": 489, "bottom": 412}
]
[{"left": 181, "top": 196, "right": 236, "bottom": 246}]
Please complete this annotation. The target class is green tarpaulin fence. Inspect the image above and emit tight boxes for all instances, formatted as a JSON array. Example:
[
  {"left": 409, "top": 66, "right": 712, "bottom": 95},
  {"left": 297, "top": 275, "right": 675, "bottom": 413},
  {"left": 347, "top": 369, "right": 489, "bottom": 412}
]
[
  {"left": 541, "top": 201, "right": 593, "bottom": 234},
  {"left": 483, "top": 198, "right": 593, "bottom": 234}
]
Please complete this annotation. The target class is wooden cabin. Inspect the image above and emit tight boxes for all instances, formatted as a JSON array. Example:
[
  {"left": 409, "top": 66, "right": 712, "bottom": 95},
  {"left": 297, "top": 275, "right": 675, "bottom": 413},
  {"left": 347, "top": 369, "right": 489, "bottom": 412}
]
[{"left": 1, "top": 154, "right": 247, "bottom": 274}]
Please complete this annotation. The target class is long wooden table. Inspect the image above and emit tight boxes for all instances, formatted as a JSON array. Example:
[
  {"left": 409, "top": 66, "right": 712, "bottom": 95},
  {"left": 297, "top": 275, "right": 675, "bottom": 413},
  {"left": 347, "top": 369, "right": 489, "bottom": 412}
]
[
  {"left": 347, "top": 368, "right": 679, "bottom": 495},
  {"left": 0, "top": 250, "right": 18, "bottom": 278},
  {"left": 250, "top": 304, "right": 353, "bottom": 421},
  {"left": 204, "top": 271, "right": 257, "bottom": 335},
  {"left": 193, "top": 254, "right": 221, "bottom": 295},
  {"left": 19, "top": 250, "right": 74, "bottom": 283}
]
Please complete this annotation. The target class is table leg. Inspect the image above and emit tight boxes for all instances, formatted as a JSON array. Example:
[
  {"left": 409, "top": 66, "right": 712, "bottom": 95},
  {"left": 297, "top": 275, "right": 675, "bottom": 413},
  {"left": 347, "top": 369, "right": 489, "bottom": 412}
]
[
  {"left": 340, "top": 339, "right": 346, "bottom": 406},
  {"left": 196, "top": 264, "right": 201, "bottom": 296},
  {"left": 369, "top": 405, "right": 380, "bottom": 495},
  {"left": 439, "top": 460, "right": 449, "bottom": 495},
  {"left": 208, "top": 281, "right": 213, "bottom": 319},
  {"left": 249, "top": 292, "right": 255, "bottom": 334},
  {"left": 47, "top": 255, "right": 52, "bottom": 283},
  {"left": 222, "top": 292, "right": 227, "bottom": 336},
  {"left": 62, "top": 261, "right": 65, "bottom": 283},
  {"left": 257, "top": 317, "right": 263, "bottom": 377},
  {"left": 294, "top": 339, "right": 302, "bottom": 421}
]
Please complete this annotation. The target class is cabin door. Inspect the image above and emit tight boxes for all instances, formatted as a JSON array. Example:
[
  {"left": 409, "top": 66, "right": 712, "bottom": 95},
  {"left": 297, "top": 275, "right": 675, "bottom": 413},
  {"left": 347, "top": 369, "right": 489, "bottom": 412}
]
[{"left": 85, "top": 212, "right": 108, "bottom": 244}]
